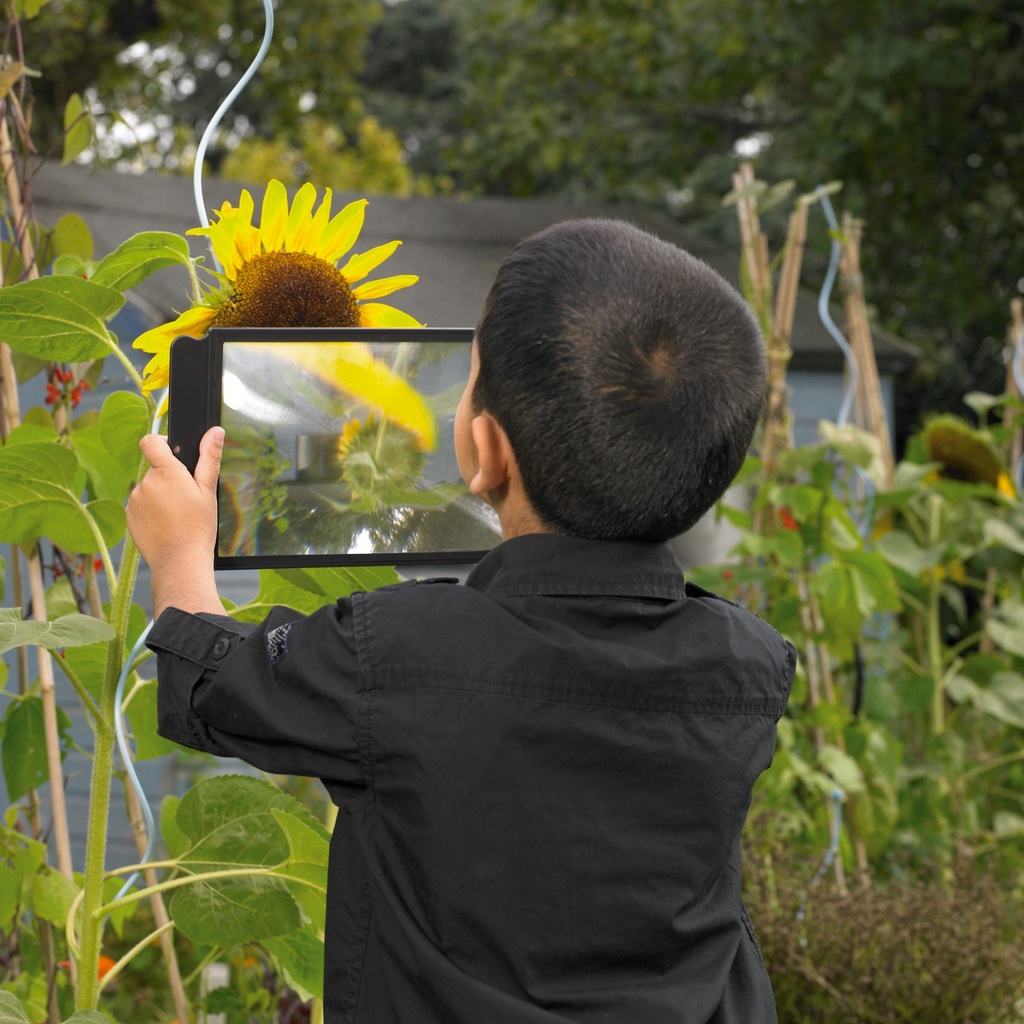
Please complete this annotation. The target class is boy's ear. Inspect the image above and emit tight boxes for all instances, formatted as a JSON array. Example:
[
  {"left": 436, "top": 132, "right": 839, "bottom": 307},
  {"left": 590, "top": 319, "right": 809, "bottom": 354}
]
[{"left": 468, "top": 412, "right": 515, "bottom": 496}]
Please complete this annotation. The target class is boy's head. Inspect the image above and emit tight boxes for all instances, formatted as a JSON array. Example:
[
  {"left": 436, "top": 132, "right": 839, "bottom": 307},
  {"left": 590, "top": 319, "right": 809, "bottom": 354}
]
[{"left": 470, "top": 218, "right": 766, "bottom": 543}]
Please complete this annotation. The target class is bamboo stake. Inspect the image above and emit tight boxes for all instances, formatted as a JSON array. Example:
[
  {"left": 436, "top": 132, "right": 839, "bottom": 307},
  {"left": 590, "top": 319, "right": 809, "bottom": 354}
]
[
  {"left": 838, "top": 213, "right": 894, "bottom": 487},
  {"left": 731, "top": 169, "right": 859, "bottom": 892},
  {"left": 123, "top": 783, "right": 190, "bottom": 1024}
]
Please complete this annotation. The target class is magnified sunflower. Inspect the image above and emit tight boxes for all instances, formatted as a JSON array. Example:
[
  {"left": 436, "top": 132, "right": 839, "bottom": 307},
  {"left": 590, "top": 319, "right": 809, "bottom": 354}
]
[{"left": 132, "top": 179, "right": 421, "bottom": 395}]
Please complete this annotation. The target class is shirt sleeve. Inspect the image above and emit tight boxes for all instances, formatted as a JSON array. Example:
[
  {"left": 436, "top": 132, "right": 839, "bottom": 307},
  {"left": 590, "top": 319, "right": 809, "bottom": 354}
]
[{"left": 146, "top": 601, "right": 366, "bottom": 785}]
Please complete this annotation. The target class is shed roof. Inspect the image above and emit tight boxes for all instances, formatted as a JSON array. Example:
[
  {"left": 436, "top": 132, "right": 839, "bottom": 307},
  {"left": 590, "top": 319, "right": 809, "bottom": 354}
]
[{"left": 31, "top": 162, "right": 917, "bottom": 373}]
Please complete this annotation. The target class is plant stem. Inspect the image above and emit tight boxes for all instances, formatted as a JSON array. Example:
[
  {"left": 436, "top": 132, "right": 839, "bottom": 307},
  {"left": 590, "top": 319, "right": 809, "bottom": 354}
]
[
  {"left": 75, "top": 534, "right": 142, "bottom": 1011},
  {"left": 925, "top": 496, "right": 945, "bottom": 737}
]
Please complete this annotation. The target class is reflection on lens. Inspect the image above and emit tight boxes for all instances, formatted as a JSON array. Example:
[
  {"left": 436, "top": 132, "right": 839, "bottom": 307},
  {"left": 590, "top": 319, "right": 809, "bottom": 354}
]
[{"left": 218, "top": 339, "right": 501, "bottom": 559}]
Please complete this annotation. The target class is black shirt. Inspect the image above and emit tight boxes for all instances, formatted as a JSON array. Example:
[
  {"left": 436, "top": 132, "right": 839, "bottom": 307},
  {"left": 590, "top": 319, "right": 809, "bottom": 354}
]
[{"left": 149, "top": 533, "right": 796, "bottom": 1024}]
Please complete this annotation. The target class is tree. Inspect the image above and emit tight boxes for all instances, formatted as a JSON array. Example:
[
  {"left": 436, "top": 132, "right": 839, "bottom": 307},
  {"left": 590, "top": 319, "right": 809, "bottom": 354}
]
[
  {"left": 369, "top": 0, "right": 1023, "bottom": 439},
  {"left": 15, "top": 0, "right": 381, "bottom": 170}
]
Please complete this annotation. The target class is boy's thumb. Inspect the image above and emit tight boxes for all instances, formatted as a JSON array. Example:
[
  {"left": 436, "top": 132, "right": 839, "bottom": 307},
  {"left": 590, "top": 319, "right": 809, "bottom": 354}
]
[{"left": 194, "top": 426, "right": 225, "bottom": 492}]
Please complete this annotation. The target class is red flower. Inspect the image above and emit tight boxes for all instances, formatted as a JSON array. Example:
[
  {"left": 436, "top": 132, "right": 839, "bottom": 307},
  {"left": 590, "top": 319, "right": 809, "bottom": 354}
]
[
  {"left": 44, "top": 382, "right": 61, "bottom": 405},
  {"left": 778, "top": 507, "right": 798, "bottom": 531}
]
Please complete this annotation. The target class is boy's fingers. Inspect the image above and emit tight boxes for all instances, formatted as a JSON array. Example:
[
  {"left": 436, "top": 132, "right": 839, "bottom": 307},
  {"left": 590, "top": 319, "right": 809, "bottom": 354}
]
[
  {"left": 194, "top": 426, "right": 225, "bottom": 492},
  {"left": 138, "top": 433, "right": 177, "bottom": 470}
]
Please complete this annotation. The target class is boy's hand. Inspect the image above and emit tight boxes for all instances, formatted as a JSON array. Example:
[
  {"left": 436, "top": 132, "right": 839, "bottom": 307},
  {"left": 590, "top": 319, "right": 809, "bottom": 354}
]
[{"left": 126, "top": 426, "right": 226, "bottom": 618}]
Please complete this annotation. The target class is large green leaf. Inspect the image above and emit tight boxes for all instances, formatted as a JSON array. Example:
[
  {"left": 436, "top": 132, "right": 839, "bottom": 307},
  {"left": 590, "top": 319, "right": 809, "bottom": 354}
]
[
  {"left": 90, "top": 232, "right": 192, "bottom": 293},
  {"left": 0, "top": 608, "right": 114, "bottom": 654},
  {"left": 1, "top": 696, "right": 74, "bottom": 803},
  {"left": 277, "top": 564, "right": 399, "bottom": 600},
  {"left": 99, "top": 391, "right": 150, "bottom": 476},
  {"left": 0, "top": 992, "right": 32, "bottom": 1024},
  {"left": 52, "top": 213, "right": 94, "bottom": 262},
  {"left": 167, "top": 776, "right": 327, "bottom": 945},
  {"left": 170, "top": 875, "right": 300, "bottom": 946},
  {"left": 985, "top": 601, "right": 1024, "bottom": 658},
  {"left": 72, "top": 421, "right": 132, "bottom": 502},
  {"left": 0, "top": 825, "right": 47, "bottom": 933},
  {"left": 263, "top": 928, "right": 325, "bottom": 1002},
  {"left": 24, "top": 865, "right": 80, "bottom": 928},
  {"left": 0, "top": 442, "right": 125, "bottom": 551},
  {"left": 0, "top": 275, "right": 123, "bottom": 362},
  {"left": 875, "top": 529, "right": 942, "bottom": 576},
  {"left": 271, "top": 807, "right": 328, "bottom": 930}
]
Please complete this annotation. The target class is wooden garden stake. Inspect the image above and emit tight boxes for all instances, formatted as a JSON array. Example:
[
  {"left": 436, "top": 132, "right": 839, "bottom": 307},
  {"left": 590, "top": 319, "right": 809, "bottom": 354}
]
[{"left": 838, "top": 213, "right": 894, "bottom": 488}]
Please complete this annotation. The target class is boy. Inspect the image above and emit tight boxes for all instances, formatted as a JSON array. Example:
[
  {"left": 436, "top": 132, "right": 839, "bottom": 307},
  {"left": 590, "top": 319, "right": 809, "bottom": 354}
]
[{"left": 127, "top": 218, "right": 796, "bottom": 1024}]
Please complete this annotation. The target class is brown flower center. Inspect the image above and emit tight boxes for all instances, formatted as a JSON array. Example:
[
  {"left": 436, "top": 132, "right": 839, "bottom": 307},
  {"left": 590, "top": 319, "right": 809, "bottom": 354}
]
[{"left": 210, "top": 251, "right": 362, "bottom": 328}]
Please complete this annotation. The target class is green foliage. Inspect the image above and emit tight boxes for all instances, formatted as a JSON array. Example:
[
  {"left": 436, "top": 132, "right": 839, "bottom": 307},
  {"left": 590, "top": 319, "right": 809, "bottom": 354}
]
[{"left": 745, "top": 853, "right": 1024, "bottom": 1023}]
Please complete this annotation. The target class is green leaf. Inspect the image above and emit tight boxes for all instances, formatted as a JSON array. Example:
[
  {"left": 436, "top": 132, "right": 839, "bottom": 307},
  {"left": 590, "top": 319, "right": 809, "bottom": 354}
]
[
  {"left": 271, "top": 807, "right": 328, "bottom": 930},
  {"left": 0, "top": 275, "right": 123, "bottom": 362},
  {"left": 65, "top": 1013, "right": 117, "bottom": 1024},
  {"left": 167, "top": 776, "right": 324, "bottom": 943},
  {"left": 160, "top": 795, "right": 187, "bottom": 859},
  {"left": 124, "top": 678, "right": 182, "bottom": 761},
  {"left": 0, "top": 991, "right": 33, "bottom": 1024},
  {"left": 277, "top": 565, "right": 398, "bottom": 601},
  {"left": 13, "top": 0, "right": 49, "bottom": 19},
  {"left": 25, "top": 865, "right": 80, "bottom": 927},
  {"left": 1, "top": 696, "right": 73, "bottom": 802},
  {"left": 983, "top": 518, "right": 1024, "bottom": 555},
  {"left": 817, "top": 745, "right": 866, "bottom": 795},
  {"left": 263, "top": 927, "right": 325, "bottom": 1002},
  {"left": 963, "top": 391, "right": 1003, "bottom": 420},
  {"left": 875, "top": 529, "right": 941, "bottom": 576},
  {"left": 170, "top": 874, "right": 300, "bottom": 946},
  {"left": 0, "top": 608, "right": 114, "bottom": 654},
  {"left": 52, "top": 213, "right": 94, "bottom": 262},
  {"left": 0, "top": 825, "right": 47, "bottom": 932},
  {"left": 99, "top": 391, "right": 150, "bottom": 476},
  {"left": 0, "top": 442, "right": 126, "bottom": 552},
  {"left": 72, "top": 421, "right": 132, "bottom": 502},
  {"left": 62, "top": 93, "right": 92, "bottom": 166},
  {"left": 90, "top": 232, "right": 192, "bottom": 293},
  {"left": 985, "top": 601, "right": 1024, "bottom": 658},
  {"left": 178, "top": 775, "right": 326, "bottom": 867}
]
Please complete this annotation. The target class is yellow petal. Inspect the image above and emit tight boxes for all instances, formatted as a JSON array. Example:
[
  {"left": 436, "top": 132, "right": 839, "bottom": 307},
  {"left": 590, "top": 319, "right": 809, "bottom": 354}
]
[
  {"left": 259, "top": 180, "right": 288, "bottom": 252},
  {"left": 358, "top": 302, "right": 423, "bottom": 328},
  {"left": 189, "top": 217, "right": 244, "bottom": 280},
  {"left": 339, "top": 240, "right": 402, "bottom": 284},
  {"left": 352, "top": 274, "right": 419, "bottom": 301},
  {"left": 285, "top": 182, "right": 318, "bottom": 252},
  {"left": 132, "top": 305, "right": 218, "bottom": 354},
  {"left": 232, "top": 339, "right": 435, "bottom": 450},
  {"left": 996, "top": 472, "right": 1017, "bottom": 499},
  {"left": 316, "top": 198, "right": 367, "bottom": 264},
  {"left": 308, "top": 186, "right": 334, "bottom": 249},
  {"left": 140, "top": 350, "right": 170, "bottom": 394}
]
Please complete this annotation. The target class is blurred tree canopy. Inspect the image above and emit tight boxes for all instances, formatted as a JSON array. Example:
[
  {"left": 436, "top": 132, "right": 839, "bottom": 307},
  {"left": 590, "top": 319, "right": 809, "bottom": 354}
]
[
  {"left": 361, "top": 0, "right": 1024, "bottom": 438},
  {"left": 9, "top": 0, "right": 1024, "bottom": 436},
  {"left": 15, "top": 0, "right": 380, "bottom": 170}
]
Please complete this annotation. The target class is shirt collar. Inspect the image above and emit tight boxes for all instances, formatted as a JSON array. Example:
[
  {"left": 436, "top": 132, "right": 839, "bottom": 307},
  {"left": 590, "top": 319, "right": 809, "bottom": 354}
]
[{"left": 466, "top": 533, "right": 687, "bottom": 600}]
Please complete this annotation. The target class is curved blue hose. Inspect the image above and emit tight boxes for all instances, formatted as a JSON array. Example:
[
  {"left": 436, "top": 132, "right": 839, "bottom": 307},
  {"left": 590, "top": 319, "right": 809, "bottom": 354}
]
[
  {"left": 115, "top": 0, "right": 277, "bottom": 897},
  {"left": 192, "top": 0, "right": 276, "bottom": 253},
  {"left": 113, "top": 620, "right": 156, "bottom": 900},
  {"left": 816, "top": 194, "right": 857, "bottom": 430}
]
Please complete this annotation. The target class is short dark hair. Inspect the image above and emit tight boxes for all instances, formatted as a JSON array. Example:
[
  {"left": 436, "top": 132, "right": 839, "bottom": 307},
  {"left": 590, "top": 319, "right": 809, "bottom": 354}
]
[{"left": 473, "top": 218, "right": 766, "bottom": 542}]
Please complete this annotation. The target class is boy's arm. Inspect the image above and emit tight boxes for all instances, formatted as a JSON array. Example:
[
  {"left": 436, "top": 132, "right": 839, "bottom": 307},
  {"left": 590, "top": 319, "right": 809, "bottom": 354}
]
[{"left": 126, "top": 426, "right": 227, "bottom": 619}]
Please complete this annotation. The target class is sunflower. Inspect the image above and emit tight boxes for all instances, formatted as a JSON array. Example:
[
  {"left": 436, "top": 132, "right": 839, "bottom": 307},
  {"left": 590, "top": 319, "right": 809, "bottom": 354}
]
[
  {"left": 132, "top": 179, "right": 421, "bottom": 395},
  {"left": 918, "top": 414, "right": 1016, "bottom": 498}
]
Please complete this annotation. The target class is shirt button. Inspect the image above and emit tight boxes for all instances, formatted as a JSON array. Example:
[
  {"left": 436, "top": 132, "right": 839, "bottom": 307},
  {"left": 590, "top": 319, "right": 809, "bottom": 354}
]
[{"left": 212, "top": 637, "right": 231, "bottom": 659}]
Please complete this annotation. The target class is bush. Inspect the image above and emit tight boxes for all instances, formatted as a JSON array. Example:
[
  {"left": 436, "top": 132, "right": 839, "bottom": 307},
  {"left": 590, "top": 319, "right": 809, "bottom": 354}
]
[{"left": 746, "top": 854, "right": 1024, "bottom": 1023}]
